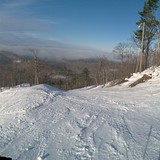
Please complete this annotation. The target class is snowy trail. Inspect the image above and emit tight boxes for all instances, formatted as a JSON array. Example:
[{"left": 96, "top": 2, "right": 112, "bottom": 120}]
[{"left": 0, "top": 84, "right": 160, "bottom": 159}]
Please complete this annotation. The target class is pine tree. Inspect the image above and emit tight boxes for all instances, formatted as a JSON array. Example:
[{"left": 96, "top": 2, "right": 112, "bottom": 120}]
[{"left": 134, "top": 0, "right": 159, "bottom": 70}]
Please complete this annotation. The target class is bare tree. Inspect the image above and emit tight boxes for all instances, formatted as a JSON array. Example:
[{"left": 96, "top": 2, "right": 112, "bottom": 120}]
[
  {"left": 113, "top": 42, "right": 128, "bottom": 77},
  {"left": 29, "top": 49, "right": 39, "bottom": 85},
  {"left": 92, "top": 56, "right": 110, "bottom": 86}
]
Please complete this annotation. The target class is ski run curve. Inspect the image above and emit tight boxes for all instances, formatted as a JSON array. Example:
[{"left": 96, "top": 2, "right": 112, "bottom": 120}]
[{"left": 1, "top": 67, "right": 160, "bottom": 159}]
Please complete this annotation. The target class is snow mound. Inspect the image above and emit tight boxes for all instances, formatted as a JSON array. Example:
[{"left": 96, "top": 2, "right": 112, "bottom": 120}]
[
  {"left": 0, "top": 84, "right": 64, "bottom": 113},
  {"left": 121, "top": 66, "right": 160, "bottom": 87},
  {"left": 32, "top": 84, "right": 63, "bottom": 92}
]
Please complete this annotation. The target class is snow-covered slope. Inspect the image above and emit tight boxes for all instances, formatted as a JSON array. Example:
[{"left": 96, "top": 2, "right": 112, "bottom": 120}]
[{"left": 1, "top": 67, "right": 160, "bottom": 159}]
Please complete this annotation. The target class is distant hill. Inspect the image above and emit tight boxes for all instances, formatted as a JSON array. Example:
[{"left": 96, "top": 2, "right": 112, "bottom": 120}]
[{"left": 0, "top": 51, "right": 26, "bottom": 65}]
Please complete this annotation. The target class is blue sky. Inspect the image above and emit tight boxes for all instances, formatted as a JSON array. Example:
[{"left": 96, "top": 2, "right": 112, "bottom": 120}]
[{"left": 0, "top": 0, "right": 157, "bottom": 59}]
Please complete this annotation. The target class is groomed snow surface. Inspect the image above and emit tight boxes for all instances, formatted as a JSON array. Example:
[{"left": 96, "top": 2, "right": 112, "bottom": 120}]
[{"left": 1, "top": 66, "right": 160, "bottom": 160}]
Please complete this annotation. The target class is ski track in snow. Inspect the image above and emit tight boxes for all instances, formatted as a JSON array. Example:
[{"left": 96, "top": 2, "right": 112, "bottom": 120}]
[{"left": 0, "top": 82, "right": 160, "bottom": 159}]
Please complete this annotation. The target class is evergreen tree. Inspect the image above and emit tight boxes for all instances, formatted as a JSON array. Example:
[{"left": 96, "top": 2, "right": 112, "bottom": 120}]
[{"left": 134, "top": 0, "right": 159, "bottom": 70}]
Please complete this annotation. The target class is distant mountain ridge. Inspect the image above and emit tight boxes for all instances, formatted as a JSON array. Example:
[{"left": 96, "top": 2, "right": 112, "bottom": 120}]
[{"left": 0, "top": 51, "right": 26, "bottom": 65}]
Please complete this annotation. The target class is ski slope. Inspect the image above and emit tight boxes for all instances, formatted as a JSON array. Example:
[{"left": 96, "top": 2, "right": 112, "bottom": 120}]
[{"left": 1, "top": 67, "right": 160, "bottom": 160}]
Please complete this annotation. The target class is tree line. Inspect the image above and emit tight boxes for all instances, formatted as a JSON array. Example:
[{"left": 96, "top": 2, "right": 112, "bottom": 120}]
[{"left": 0, "top": 52, "right": 137, "bottom": 90}]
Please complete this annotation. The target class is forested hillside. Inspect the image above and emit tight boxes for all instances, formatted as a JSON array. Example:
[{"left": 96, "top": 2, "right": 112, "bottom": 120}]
[{"left": 0, "top": 51, "right": 138, "bottom": 90}]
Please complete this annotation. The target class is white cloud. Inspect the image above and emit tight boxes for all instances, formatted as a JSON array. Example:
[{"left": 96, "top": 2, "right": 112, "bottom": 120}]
[
  {"left": 0, "top": 28, "right": 112, "bottom": 60},
  {"left": 0, "top": 0, "right": 55, "bottom": 33},
  {"left": 0, "top": 16, "right": 53, "bottom": 32},
  {"left": 0, "top": 1, "right": 112, "bottom": 60},
  {"left": 1, "top": 0, "right": 34, "bottom": 9},
  {"left": 0, "top": 0, "right": 60, "bottom": 49},
  {"left": 0, "top": 44, "right": 112, "bottom": 60}
]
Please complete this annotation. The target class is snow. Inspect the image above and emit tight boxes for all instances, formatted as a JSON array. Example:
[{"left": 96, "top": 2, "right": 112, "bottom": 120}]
[{"left": 1, "top": 67, "right": 160, "bottom": 159}]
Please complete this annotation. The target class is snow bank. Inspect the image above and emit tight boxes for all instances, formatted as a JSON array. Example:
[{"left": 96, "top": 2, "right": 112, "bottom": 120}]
[{"left": 120, "top": 66, "right": 160, "bottom": 87}]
